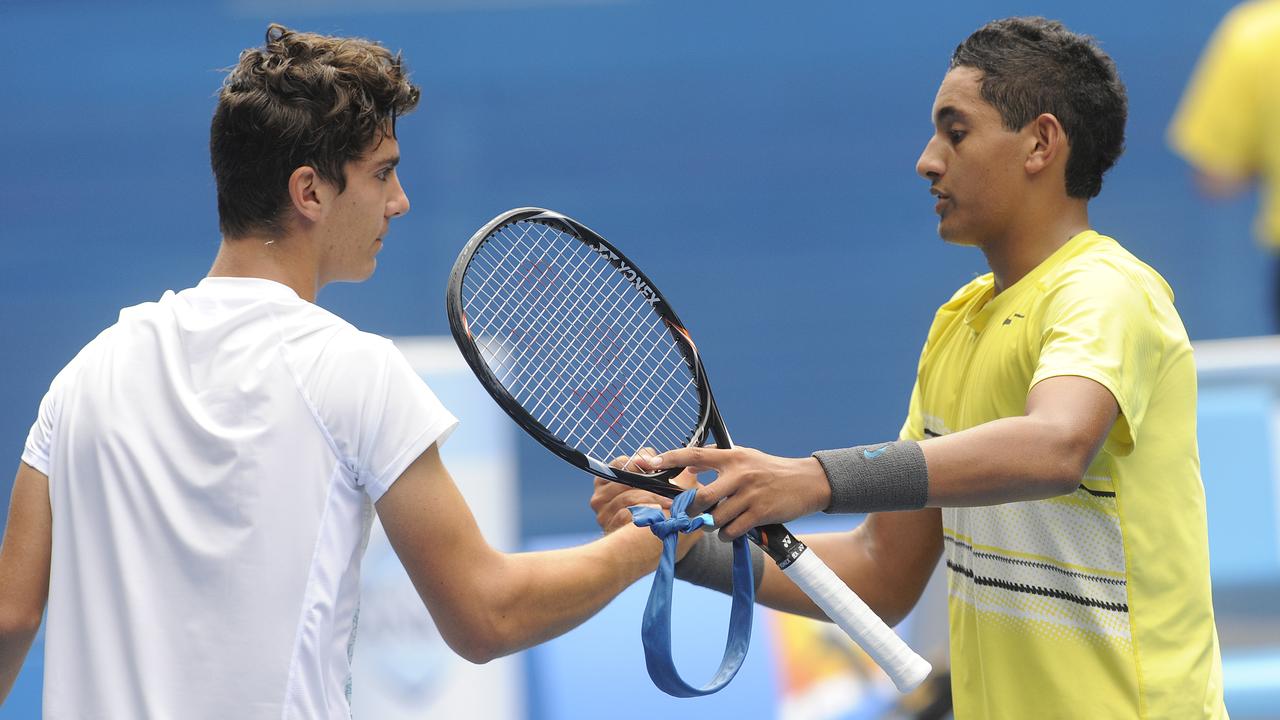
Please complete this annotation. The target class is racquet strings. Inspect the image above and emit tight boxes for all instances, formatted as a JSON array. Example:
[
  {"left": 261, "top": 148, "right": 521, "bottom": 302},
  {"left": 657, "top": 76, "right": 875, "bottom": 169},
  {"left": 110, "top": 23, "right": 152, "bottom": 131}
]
[{"left": 460, "top": 220, "right": 702, "bottom": 469}]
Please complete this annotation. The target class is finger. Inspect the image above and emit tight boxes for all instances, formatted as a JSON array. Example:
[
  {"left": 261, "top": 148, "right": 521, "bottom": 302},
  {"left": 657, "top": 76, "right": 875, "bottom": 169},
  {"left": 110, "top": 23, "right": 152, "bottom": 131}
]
[
  {"left": 603, "top": 506, "right": 641, "bottom": 533},
  {"left": 713, "top": 494, "right": 759, "bottom": 541},
  {"left": 616, "top": 447, "right": 660, "bottom": 473},
  {"left": 592, "top": 477, "right": 632, "bottom": 496},
  {"left": 689, "top": 482, "right": 722, "bottom": 516},
  {"left": 721, "top": 504, "right": 757, "bottom": 538},
  {"left": 591, "top": 482, "right": 658, "bottom": 517},
  {"left": 707, "top": 488, "right": 743, "bottom": 525},
  {"left": 590, "top": 487, "right": 618, "bottom": 514},
  {"left": 608, "top": 494, "right": 666, "bottom": 518},
  {"left": 649, "top": 447, "right": 728, "bottom": 472},
  {"left": 611, "top": 455, "right": 653, "bottom": 473},
  {"left": 602, "top": 497, "right": 667, "bottom": 532},
  {"left": 596, "top": 492, "right": 645, "bottom": 529},
  {"left": 589, "top": 476, "right": 621, "bottom": 501},
  {"left": 719, "top": 515, "right": 756, "bottom": 541},
  {"left": 598, "top": 488, "right": 670, "bottom": 520},
  {"left": 631, "top": 452, "right": 665, "bottom": 473},
  {"left": 670, "top": 468, "right": 701, "bottom": 491},
  {"left": 610, "top": 508, "right": 632, "bottom": 531}
]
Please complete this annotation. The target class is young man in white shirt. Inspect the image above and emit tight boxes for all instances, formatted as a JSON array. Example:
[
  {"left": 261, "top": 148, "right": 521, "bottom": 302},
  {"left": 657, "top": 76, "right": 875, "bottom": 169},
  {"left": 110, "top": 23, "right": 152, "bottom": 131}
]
[{"left": 0, "top": 24, "right": 657, "bottom": 719}]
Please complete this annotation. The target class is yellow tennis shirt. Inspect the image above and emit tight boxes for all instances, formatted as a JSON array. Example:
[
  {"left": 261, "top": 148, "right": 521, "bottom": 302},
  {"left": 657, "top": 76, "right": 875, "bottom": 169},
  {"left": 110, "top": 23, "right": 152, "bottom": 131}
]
[
  {"left": 1168, "top": 0, "right": 1280, "bottom": 247},
  {"left": 900, "top": 231, "right": 1226, "bottom": 718}
]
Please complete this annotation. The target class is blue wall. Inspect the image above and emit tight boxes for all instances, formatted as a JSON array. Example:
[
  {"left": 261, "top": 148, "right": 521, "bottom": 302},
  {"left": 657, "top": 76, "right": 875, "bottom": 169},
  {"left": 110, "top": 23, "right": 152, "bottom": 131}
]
[{"left": 1, "top": 0, "right": 1265, "bottom": 539}]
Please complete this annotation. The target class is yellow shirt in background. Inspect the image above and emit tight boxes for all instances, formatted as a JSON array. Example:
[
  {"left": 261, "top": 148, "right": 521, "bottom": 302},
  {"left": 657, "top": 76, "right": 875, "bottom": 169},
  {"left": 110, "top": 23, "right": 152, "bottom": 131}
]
[
  {"left": 901, "top": 231, "right": 1226, "bottom": 718},
  {"left": 1169, "top": 0, "right": 1280, "bottom": 247}
]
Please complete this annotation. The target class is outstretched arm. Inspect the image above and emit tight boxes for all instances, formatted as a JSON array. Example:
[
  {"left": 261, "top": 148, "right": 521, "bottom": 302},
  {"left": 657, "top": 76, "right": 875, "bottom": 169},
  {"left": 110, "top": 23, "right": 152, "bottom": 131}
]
[
  {"left": 644, "top": 375, "right": 1118, "bottom": 538},
  {"left": 376, "top": 444, "right": 659, "bottom": 664},
  {"left": 916, "top": 374, "right": 1117, "bottom": 505},
  {"left": 0, "top": 463, "right": 52, "bottom": 704}
]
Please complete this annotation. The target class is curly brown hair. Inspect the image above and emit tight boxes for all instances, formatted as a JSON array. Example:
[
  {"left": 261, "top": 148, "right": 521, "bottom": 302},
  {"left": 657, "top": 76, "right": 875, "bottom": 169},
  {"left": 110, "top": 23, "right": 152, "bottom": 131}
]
[{"left": 210, "top": 24, "right": 421, "bottom": 239}]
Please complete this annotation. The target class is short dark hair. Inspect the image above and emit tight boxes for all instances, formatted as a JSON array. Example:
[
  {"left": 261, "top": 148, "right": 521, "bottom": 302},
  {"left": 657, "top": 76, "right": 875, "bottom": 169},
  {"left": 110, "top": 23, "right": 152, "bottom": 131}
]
[
  {"left": 950, "top": 17, "right": 1127, "bottom": 199},
  {"left": 210, "top": 24, "right": 421, "bottom": 239}
]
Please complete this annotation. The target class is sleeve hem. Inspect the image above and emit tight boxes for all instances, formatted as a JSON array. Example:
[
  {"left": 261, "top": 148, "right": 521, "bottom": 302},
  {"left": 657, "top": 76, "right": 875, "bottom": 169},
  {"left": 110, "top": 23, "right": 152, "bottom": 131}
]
[
  {"left": 363, "top": 416, "right": 459, "bottom": 503},
  {"left": 1028, "top": 368, "right": 1136, "bottom": 455},
  {"left": 20, "top": 449, "right": 49, "bottom": 476}
]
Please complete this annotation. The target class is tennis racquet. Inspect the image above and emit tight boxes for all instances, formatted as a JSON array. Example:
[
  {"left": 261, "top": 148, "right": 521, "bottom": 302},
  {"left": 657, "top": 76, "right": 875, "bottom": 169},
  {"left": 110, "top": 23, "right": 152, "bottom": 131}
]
[{"left": 445, "top": 207, "right": 931, "bottom": 692}]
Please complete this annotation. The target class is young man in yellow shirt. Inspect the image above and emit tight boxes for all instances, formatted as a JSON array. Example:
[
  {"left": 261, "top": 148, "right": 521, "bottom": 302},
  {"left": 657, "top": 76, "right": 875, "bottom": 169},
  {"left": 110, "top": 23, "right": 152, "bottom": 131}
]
[{"left": 594, "top": 17, "right": 1226, "bottom": 718}]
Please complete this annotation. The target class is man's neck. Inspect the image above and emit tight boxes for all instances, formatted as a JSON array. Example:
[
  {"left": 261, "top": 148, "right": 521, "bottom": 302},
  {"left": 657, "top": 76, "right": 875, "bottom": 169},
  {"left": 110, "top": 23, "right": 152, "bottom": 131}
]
[
  {"left": 208, "top": 234, "right": 320, "bottom": 302},
  {"left": 984, "top": 201, "right": 1090, "bottom": 294}
]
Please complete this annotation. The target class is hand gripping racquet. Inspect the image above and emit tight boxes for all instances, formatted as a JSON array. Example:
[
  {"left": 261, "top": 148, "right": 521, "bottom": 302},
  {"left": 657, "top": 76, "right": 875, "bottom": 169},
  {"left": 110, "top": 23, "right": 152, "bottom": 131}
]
[{"left": 445, "top": 207, "right": 931, "bottom": 692}]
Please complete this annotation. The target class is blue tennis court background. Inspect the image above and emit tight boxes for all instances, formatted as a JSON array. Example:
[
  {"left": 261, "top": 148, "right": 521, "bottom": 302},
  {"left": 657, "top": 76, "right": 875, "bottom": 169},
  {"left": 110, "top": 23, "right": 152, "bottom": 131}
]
[{"left": 1, "top": 0, "right": 1276, "bottom": 717}]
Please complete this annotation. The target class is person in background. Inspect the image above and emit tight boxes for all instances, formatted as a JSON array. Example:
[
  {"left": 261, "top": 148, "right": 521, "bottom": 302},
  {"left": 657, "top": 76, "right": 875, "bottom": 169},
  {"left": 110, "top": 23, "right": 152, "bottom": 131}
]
[{"left": 1169, "top": 0, "right": 1280, "bottom": 330}]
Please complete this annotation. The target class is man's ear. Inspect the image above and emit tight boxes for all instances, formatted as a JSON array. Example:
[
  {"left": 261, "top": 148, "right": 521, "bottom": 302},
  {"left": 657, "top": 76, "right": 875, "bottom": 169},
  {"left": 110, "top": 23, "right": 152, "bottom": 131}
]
[
  {"left": 1024, "top": 112, "right": 1067, "bottom": 178},
  {"left": 287, "top": 165, "right": 326, "bottom": 223}
]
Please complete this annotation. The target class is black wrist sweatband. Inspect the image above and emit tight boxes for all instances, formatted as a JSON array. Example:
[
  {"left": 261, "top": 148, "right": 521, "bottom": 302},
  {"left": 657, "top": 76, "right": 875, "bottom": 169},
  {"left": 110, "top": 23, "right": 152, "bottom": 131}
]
[
  {"left": 812, "top": 440, "right": 930, "bottom": 514},
  {"left": 674, "top": 534, "right": 765, "bottom": 595}
]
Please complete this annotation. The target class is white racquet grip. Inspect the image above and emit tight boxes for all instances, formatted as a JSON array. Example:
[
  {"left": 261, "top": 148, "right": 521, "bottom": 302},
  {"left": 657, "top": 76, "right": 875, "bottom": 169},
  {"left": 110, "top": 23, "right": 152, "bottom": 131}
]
[{"left": 781, "top": 549, "right": 932, "bottom": 692}]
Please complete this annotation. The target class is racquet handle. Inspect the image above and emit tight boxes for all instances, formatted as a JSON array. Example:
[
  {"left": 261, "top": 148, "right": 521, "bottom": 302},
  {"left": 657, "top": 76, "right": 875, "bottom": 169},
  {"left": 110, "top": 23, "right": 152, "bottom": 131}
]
[{"left": 781, "top": 549, "right": 932, "bottom": 692}]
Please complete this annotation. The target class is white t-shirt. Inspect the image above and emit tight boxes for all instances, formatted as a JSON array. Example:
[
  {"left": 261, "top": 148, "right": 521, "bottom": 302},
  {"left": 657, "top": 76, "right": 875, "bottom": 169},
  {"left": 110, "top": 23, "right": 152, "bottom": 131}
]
[{"left": 21, "top": 277, "right": 457, "bottom": 720}]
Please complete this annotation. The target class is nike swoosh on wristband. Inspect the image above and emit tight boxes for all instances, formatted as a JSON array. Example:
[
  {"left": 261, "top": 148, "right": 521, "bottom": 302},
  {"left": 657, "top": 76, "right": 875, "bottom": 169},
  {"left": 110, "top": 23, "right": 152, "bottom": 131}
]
[{"left": 863, "top": 446, "right": 889, "bottom": 460}]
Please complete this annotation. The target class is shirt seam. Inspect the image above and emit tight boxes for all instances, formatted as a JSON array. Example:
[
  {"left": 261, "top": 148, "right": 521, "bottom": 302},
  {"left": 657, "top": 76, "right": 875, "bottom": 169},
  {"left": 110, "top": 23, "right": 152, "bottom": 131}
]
[
  {"left": 263, "top": 304, "right": 356, "bottom": 473},
  {"left": 278, "top": 461, "right": 348, "bottom": 719},
  {"left": 363, "top": 417, "right": 456, "bottom": 502}
]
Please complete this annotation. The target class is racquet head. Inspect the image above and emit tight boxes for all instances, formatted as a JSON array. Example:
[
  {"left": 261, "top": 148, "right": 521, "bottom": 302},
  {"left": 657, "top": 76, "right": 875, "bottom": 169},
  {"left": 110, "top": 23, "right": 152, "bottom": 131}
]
[{"left": 446, "top": 207, "right": 719, "bottom": 498}]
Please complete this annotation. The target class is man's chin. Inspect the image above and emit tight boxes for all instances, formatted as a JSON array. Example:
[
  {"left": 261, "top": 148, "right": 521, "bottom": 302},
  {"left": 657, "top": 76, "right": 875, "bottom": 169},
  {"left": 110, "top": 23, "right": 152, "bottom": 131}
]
[
  {"left": 334, "top": 262, "right": 378, "bottom": 284},
  {"left": 937, "top": 222, "right": 980, "bottom": 248}
]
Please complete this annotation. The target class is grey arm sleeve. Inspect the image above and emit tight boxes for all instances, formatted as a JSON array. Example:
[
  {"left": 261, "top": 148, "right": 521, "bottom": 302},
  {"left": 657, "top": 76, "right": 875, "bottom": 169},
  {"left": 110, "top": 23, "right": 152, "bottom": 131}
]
[
  {"left": 812, "top": 440, "right": 929, "bottom": 514},
  {"left": 674, "top": 535, "right": 765, "bottom": 594}
]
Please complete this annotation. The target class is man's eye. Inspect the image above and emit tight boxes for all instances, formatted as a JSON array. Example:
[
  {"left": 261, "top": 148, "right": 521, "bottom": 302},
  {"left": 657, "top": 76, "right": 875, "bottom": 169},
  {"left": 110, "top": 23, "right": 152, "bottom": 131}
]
[{"left": 948, "top": 130, "right": 966, "bottom": 144}]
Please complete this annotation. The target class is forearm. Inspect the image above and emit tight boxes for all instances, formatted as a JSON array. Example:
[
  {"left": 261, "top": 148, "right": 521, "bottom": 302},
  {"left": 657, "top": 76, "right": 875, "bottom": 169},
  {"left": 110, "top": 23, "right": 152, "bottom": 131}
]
[
  {"left": 0, "top": 617, "right": 41, "bottom": 703},
  {"left": 0, "top": 463, "right": 51, "bottom": 703},
  {"left": 920, "top": 414, "right": 1097, "bottom": 506},
  {"left": 464, "top": 525, "right": 665, "bottom": 661},
  {"left": 815, "top": 377, "right": 1116, "bottom": 513}
]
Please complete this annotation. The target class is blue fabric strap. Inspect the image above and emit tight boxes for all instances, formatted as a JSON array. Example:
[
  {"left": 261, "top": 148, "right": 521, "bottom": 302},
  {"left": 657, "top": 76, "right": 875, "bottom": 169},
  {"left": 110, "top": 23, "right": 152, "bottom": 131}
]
[{"left": 628, "top": 489, "right": 755, "bottom": 697}]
